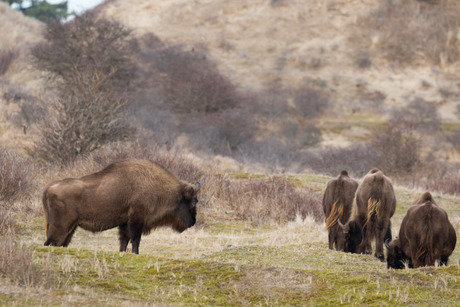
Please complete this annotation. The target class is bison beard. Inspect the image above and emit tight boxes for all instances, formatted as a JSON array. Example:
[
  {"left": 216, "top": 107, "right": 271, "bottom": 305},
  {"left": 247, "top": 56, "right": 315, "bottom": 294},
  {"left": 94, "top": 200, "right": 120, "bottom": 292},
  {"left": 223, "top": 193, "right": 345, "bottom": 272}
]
[{"left": 42, "top": 159, "right": 200, "bottom": 254}]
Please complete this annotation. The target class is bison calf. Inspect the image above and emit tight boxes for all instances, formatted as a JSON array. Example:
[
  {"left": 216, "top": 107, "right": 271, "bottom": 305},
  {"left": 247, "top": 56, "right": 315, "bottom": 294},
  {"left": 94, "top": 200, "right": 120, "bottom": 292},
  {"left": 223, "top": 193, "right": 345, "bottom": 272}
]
[
  {"left": 43, "top": 159, "right": 200, "bottom": 254},
  {"left": 386, "top": 192, "right": 456, "bottom": 269}
]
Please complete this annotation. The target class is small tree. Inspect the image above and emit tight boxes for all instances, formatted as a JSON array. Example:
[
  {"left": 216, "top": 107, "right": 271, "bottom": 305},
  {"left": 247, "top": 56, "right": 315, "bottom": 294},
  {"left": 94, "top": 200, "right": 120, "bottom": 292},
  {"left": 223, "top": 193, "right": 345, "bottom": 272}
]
[
  {"left": 31, "top": 12, "right": 137, "bottom": 163},
  {"left": 33, "top": 72, "right": 134, "bottom": 163}
]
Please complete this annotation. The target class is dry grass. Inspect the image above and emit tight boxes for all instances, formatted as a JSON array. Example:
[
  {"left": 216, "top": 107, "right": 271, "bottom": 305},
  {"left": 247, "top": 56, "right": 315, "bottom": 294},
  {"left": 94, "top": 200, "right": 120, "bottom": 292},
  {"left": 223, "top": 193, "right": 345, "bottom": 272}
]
[
  {"left": 357, "top": 0, "right": 460, "bottom": 66},
  {"left": 0, "top": 151, "right": 459, "bottom": 305}
]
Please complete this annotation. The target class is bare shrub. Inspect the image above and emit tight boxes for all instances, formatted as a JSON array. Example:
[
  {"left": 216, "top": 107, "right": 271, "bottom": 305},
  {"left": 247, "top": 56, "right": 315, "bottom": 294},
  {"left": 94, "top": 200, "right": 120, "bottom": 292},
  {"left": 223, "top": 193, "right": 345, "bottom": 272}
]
[
  {"left": 357, "top": 0, "right": 460, "bottom": 65},
  {"left": 447, "top": 128, "right": 460, "bottom": 150},
  {"left": 0, "top": 50, "right": 17, "bottom": 76},
  {"left": 252, "top": 83, "right": 289, "bottom": 122},
  {"left": 370, "top": 118, "right": 421, "bottom": 175},
  {"left": 359, "top": 90, "right": 386, "bottom": 114},
  {"left": 32, "top": 11, "right": 137, "bottom": 92},
  {"left": 354, "top": 51, "right": 372, "bottom": 69},
  {"left": 293, "top": 84, "right": 330, "bottom": 119},
  {"left": 30, "top": 76, "right": 135, "bottom": 164},
  {"left": 423, "top": 177, "right": 460, "bottom": 195},
  {"left": 0, "top": 146, "right": 33, "bottom": 203},
  {"left": 302, "top": 145, "right": 375, "bottom": 177},
  {"left": 149, "top": 44, "right": 240, "bottom": 114},
  {"left": 214, "top": 176, "right": 323, "bottom": 225},
  {"left": 0, "top": 238, "right": 37, "bottom": 286},
  {"left": 390, "top": 98, "right": 441, "bottom": 133},
  {"left": 242, "top": 134, "right": 299, "bottom": 169},
  {"left": 0, "top": 205, "right": 16, "bottom": 235},
  {"left": 31, "top": 12, "right": 137, "bottom": 163}
]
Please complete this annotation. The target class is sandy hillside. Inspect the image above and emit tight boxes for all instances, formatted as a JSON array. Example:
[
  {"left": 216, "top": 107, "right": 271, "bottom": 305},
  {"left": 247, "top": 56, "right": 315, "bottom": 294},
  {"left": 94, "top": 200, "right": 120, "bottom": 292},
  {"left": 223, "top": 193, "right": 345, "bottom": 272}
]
[
  {"left": 100, "top": 0, "right": 459, "bottom": 120},
  {"left": 0, "top": 3, "right": 45, "bottom": 148}
]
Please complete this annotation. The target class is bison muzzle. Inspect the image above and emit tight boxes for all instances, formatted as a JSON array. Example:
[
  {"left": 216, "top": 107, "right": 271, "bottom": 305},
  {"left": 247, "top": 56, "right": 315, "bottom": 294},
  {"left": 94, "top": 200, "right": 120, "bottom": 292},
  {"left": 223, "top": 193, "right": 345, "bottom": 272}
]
[{"left": 42, "top": 159, "right": 201, "bottom": 254}]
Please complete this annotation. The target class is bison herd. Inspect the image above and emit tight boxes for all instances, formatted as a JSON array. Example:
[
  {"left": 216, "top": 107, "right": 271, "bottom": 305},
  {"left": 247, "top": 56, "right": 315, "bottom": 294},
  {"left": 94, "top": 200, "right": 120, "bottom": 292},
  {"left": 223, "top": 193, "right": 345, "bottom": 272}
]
[
  {"left": 41, "top": 159, "right": 456, "bottom": 269},
  {"left": 323, "top": 169, "right": 457, "bottom": 269}
]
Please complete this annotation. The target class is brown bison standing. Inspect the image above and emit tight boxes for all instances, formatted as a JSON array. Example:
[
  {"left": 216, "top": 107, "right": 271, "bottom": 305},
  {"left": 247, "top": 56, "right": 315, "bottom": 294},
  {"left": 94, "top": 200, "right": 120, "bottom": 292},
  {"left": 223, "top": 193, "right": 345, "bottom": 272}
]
[
  {"left": 322, "top": 170, "right": 359, "bottom": 251},
  {"left": 386, "top": 192, "right": 457, "bottom": 269},
  {"left": 339, "top": 168, "right": 396, "bottom": 261},
  {"left": 42, "top": 159, "right": 200, "bottom": 254}
]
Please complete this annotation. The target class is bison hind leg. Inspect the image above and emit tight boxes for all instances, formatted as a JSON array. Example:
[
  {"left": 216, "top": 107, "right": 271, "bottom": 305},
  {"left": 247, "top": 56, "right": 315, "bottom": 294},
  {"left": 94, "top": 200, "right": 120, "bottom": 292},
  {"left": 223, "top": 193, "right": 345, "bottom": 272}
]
[
  {"left": 118, "top": 224, "right": 130, "bottom": 252},
  {"left": 128, "top": 218, "right": 145, "bottom": 255}
]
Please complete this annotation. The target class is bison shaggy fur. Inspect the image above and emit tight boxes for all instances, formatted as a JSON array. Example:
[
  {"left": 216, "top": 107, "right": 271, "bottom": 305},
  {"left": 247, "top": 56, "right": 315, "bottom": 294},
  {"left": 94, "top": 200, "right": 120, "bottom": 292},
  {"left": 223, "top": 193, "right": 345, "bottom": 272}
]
[
  {"left": 322, "top": 170, "right": 359, "bottom": 251},
  {"left": 386, "top": 192, "right": 457, "bottom": 269},
  {"left": 341, "top": 168, "right": 396, "bottom": 261},
  {"left": 42, "top": 159, "right": 200, "bottom": 254}
]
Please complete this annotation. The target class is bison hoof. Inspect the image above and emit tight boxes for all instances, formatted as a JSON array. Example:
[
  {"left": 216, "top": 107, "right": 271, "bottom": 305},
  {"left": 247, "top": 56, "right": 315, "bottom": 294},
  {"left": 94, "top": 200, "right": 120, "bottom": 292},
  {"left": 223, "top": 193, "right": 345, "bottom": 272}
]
[{"left": 375, "top": 253, "right": 385, "bottom": 262}]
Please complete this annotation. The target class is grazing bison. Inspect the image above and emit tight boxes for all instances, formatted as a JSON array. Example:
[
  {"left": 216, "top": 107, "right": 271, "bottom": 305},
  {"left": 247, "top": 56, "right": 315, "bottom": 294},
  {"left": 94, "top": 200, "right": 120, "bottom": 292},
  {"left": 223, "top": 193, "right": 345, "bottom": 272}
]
[
  {"left": 386, "top": 192, "right": 457, "bottom": 269},
  {"left": 339, "top": 168, "right": 396, "bottom": 261},
  {"left": 322, "top": 170, "right": 359, "bottom": 251},
  {"left": 42, "top": 159, "right": 200, "bottom": 254}
]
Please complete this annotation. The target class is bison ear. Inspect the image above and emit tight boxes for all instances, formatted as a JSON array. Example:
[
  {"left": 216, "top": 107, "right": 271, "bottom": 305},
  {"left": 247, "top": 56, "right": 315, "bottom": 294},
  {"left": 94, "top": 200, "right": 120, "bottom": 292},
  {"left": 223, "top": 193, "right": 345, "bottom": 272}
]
[{"left": 182, "top": 184, "right": 195, "bottom": 200}]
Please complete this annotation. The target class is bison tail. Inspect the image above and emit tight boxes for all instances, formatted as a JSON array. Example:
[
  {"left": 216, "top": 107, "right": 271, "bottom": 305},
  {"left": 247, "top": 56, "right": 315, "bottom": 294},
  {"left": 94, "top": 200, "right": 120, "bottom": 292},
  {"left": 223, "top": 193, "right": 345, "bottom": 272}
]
[
  {"left": 363, "top": 198, "right": 381, "bottom": 229},
  {"left": 325, "top": 201, "right": 344, "bottom": 230},
  {"left": 42, "top": 190, "right": 50, "bottom": 237},
  {"left": 416, "top": 205, "right": 435, "bottom": 266}
]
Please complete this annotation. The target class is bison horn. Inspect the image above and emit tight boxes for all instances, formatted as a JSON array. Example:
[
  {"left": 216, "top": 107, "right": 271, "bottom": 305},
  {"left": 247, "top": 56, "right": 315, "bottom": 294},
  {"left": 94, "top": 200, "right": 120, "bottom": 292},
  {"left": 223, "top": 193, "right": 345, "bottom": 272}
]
[
  {"left": 384, "top": 239, "right": 390, "bottom": 249},
  {"left": 196, "top": 181, "right": 201, "bottom": 191},
  {"left": 337, "top": 218, "right": 346, "bottom": 230}
]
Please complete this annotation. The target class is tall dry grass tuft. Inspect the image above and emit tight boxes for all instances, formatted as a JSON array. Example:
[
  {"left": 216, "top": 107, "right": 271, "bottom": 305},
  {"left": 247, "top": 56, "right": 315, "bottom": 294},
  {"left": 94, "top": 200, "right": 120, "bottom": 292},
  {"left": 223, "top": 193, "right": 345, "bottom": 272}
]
[
  {"left": 0, "top": 146, "right": 33, "bottom": 203},
  {"left": 0, "top": 238, "right": 37, "bottom": 286},
  {"left": 204, "top": 175, "right": 323, "bottom": 225}
]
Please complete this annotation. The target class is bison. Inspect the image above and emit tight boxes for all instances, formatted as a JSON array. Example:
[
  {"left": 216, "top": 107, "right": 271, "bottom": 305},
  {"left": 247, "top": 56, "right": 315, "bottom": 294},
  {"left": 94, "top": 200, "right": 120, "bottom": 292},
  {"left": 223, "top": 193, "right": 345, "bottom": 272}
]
[
  {"left": 42, "top": 159, "right": 200, "bottom": 254},
  {"left": 339, "top": 168, "right": 396, "bottom": 261},
  {"left": 386, "top": 192, "right": 457, "bottom": 269},
  {"left": 322, "top": 170, "right": 359, "bottom": 251}
]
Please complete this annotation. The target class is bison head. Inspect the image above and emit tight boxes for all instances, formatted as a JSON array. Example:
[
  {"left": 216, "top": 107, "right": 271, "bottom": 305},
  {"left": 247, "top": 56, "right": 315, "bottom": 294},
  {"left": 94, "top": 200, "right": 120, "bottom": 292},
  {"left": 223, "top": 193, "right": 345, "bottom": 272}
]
[
  {"left": 385, "top": 238, "right": 410, "bottom": 269},
  {"left": 338, "top": 219, "right": 363, "bottom": 254},
  {"left": 172, "top": 181, "right": 201, "bottom": 232}
]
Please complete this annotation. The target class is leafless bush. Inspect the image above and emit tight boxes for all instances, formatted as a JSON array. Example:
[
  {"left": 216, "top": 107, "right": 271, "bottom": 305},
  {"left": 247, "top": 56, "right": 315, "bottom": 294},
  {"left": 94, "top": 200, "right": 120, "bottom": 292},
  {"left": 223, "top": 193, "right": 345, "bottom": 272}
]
[
  {"left": 370, "top": 118, "right": 421, "bottom": 175},
  {"left": 32, "top": 11, "right": 137, "bottom": 92},
  {"left": 30, "top": 75, "right": 135, "bottom": 164},
  {"left": 242, "top": 134, "right": 299, "bottom": 169},
  {"left": 447, "top": 129, "right": 460, "bottom": 151},
  {"left": 390, "top": 98, "right": 441, "bottom": 133},
  {"left": 0, "top": 205, "right": 16, "bottom": 235},
  {"left": 354, "top": 51, "right": 373, "bottom": 69},
  {"left": 0, "top": 238, "right": 37, "bottom": 286},
  {"left": 252, "top": 83, "right": 289, "bottom": 122},
  {"left": 293, "top": 84, "right": 330, "bottom": 119},
  {"left": 302, "top": 145, "right": 375, "bottom": 177},
  {"left": 0, "top": 146, "right": 33, "bottom": 203},
  {"left": 31, "top": 12, "right": 137, "bottom": 163},
  {"left": 149, "top": 44, "right": 240, "bottom": 114},
  {"left": 357, "top": 0, "right": 460, "bottom": 65},
  {"left": 359, "top": 90, "right": 386, "bottom": 113},
  {"left": 212, "top": 176, "right": 323, "bottom": 225},
  {"left": 0, "top": 50, "right": 17, "bottom": 76},
  {"left": 423, "top": 177, "right": 460, "bottom": 195}
]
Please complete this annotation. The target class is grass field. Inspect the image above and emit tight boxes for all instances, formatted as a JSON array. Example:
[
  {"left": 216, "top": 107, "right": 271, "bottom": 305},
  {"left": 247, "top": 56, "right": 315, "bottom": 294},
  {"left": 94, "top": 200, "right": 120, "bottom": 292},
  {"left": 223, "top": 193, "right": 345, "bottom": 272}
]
[{"left": 1, "top": 173, "right": 459, "bottom": 306}]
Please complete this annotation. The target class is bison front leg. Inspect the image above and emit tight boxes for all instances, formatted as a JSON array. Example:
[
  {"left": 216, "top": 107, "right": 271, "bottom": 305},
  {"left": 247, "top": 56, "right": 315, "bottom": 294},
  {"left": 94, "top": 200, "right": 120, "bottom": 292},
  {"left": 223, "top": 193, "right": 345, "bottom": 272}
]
[
  {"left": 128, "top": 215, "right": 145, "bottom": 254},
  {"left": 118, "top": 224, "right": 130, "bottom": 252}
]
